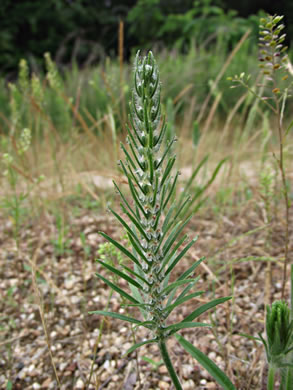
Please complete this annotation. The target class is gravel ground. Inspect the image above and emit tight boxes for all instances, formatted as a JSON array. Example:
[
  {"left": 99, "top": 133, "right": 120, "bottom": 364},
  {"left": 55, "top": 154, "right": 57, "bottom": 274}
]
[{"left": 0, "top": 194, "right": 291, "bottom": 390}]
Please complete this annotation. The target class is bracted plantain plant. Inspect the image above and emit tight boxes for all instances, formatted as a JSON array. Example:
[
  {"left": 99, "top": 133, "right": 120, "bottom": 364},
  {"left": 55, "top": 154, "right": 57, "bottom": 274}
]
[{"left": 90, "top": 51, "right": 235, "bottom": 389}]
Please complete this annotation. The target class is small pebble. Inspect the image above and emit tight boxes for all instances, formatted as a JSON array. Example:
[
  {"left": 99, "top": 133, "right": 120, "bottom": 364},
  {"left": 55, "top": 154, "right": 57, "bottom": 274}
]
[{"left": 75, "top": 378, "right": 84, "bottom": 389}]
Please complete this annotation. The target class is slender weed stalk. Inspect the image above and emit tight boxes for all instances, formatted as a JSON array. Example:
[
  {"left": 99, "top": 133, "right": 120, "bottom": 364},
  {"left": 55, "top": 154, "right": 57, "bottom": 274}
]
[
  {"left": 90, "top": 51, "right": 235, "bottom": 389},
  {"left": 229, "top": 14, "right": 292, "bottom": 299}
]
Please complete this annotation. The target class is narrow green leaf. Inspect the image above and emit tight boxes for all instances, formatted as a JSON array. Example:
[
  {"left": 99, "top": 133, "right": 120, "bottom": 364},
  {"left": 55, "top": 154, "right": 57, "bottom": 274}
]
[
  {"left": 160, "top": 234, "right": 187, "bottom": 273},
  {"left": 95, "top": 272, "right": 139, "bottom": 304},
  {"left": 163, "top": 216, "right": 193, "bottom": 257},
  {"left": 89, "top": 310, "right": 140, "bottom": 324},
  {"left": 126, "top": 123, "right": 138, "bottom": 149},
  {"left": 113, "top": 181, "right": 137, "bottom": 220},
  {"left": 99, "top": 231, "right": 140, "bottom": 268},
  {"left": 157, "top": 220, "right": 182, "bottom": 255},
  {"left": 154, "top": 116, "right": 166, "bottom": 147},
  {"left": 156, "top": 137, "right": 176, "bottom": 170},
  {"left": 97, "top": 260, "right": 142, "bottom": 289},
  {"left": 164, "top": 292, "right": 204, "bottom": 315},
  {"left": 175, "top": 335, "right": 236, "bottom": 390},
  {"left": 163, "top": 171, "right": 179, "bottom": 210},
  {"left": 129, "top": 284, "right": 147, "bottom": 319},
  {"left": 133, "top": 320, "right": 156, "bottom": 330},
  {"left": 120, "top": 203, "right": 148, "bottom": 241},
  {"left": 124, "top": 339, "right": 157, "bottom": 355},
  {"left": 166, "top": 195, "right": 191, "bottom": 231},
  {"left": 162, "top": 278, "right": 198, "bottom": 296},
  {"left": 109, "top": 207, "right": 145, "bottom": 247},
  {"left": 173, "top": 278, "right": 200, "bottom": 305},
  {"left": 160, "top": 156, "right": 176, "bottom": 189},
  {"left": 162, "top": 202, "right": 176, "bottom": 232},
  {"left": 239, "top": 333, "right": 262, "bottom": 343},
  {"left": 182, "top": 297, "right": 232, "bottom": 322},
  {"left": 120, "top": 142, "right": 137, "bottom": 171},
  {"left": 128, "top": 139, "right": 144, "bottom": 171},
  {"left": 121, "top": 264, "right": 150, "bottom": 286},
  {"left": 127, "top": 233, "right": 150, "bottom": 266},
  {"left": 166, "top": 321, "right": 211, "bottom": 334},
  {"left": 185, "top": 158, "right": 228, "bottom": 217},
  {"left": 178, "top": 257, "right": 205, "bottom": 280},
  {"left": 126, "top": 162, "right": 145, "bottom": 194},
  {"left": 178, "top": 155, "right": 208, "bottom": 205},
  {"left": 165, "top": 236, "right": 198, "bottom": 277}
]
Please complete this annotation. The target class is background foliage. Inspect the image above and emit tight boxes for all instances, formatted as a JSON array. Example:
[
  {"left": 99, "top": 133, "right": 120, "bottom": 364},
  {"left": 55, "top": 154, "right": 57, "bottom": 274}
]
[{"left": 0, "top": 0, "right": 292, "bottom": 76}]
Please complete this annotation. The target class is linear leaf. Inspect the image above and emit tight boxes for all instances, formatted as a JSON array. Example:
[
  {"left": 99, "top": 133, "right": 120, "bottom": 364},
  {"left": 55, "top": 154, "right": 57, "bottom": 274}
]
[
  {"left": 176, "top": 335, "right": 236, "bottom": 390},
  {"left": 160, "top": 156, "right": 176, "bottom": 189},
  {"left": 166, "top": 195, "right": 191, "bottom": 232},
  {"left": 124, "top": 339, "right": 157, "bottom": 355},
  {"left": 162, "top": 202, "right": 176, "bottom": 232},
  {"left": 165, "top": 236, "right": 198, "bottom": 277},
  {"left": 97, "top": 260, "right": 142, "bottom": 289},
  {"left": 96, "top": 272, "right": 139, "bottom": 304},
  {"left": 113, "top": 181, "right": 137, "bottom": 219},
  {"left": 98, "top": 231, "right": 140, "bottom": 268},
  {"left": 185, "top": 158, "right": 228, "bottom": 217},
  {"left": 88, "top": 310, "right": 140, "bottom": 324},
  {"left": 166, "top": 321, "right": 211, "bottom": 334},
  {"left": 178, "top": 155, "right": 208, "bottom": 205},
  {"left": 120, "top": 203, "right": 148, "bottom": 241},
  {"left": 162, "top": 278, "right": 198, "bottom": 296},
  {"left": 129, "top": 284, "right": 147, "bottom": 319},
  {"left": 120, "top": 142, "right": 137, "bottom": 171},
  {"left": 164, "top": 292, "right": 204, "bottom": 315},
  {"left": 163, "top": 171, "right": 179, "bottom": 210},
  {"left": 127, "top": 233, "right": 150, "bottom": 265},
  {"left": 109, "top": 207, "right": 145, "bottom": 246},
  {"left": 160, "top": 234, "right": 187, "bottom": 273},
  {"left": 178, "top": 257, "right": 205, "bottom": 280},
  {"left": 121, "top": 264, "right": 150, "bottom": 285},
  {"left": 133, "top": 320, "right": 156, "bottom": 330},
  {"left": 182, "top": 297, "right": 232, "bottom": 322},
  {"left": 174, "top": 278, "right": 200, "bottom": 304},
  {"left": 163, "top": 216, "right": 193, "bottom": 257}
]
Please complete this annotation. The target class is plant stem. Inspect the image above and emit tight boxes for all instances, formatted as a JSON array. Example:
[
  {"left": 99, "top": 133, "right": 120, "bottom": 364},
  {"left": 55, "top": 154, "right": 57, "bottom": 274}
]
[
  {"left": 86, "top": 290, "right": 113, "bottom": 389},
  {"left": 271, "top": 66, "right": 290, "bottom": 300},
  {"left": 158, "top": 339, "right": 183, "bottom": 390},
  {"left": 267, "top": 365, "right": 276, "bottom": 390}
]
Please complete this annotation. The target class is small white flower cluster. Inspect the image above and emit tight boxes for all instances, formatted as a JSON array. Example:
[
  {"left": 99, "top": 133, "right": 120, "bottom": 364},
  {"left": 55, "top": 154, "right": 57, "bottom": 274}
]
[{"left": 18, "top": 128, "right": 31, "bottom": 154}]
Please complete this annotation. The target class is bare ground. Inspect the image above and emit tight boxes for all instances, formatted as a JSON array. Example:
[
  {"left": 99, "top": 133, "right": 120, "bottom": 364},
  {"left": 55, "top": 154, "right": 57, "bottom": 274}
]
[{"left": 0, "top": 190, "right": 292, "bottom": 390}]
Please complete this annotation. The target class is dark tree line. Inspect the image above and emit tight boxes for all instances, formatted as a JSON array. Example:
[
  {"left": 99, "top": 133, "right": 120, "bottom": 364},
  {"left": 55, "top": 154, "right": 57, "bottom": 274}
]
[{"left": 0, "top": 0, "right": 291, "bottom": 75}]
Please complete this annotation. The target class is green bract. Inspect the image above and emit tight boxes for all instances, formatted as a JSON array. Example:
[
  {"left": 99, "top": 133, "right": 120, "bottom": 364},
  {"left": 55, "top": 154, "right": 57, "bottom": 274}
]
[{"left": 90, "top": 51, "right": 235, "bottom": 390}]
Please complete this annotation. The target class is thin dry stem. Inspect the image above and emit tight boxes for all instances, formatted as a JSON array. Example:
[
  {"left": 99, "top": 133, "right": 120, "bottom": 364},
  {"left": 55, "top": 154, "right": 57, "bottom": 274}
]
[{"left": 31, "top": 247, "right": 61, "bottom": 388}]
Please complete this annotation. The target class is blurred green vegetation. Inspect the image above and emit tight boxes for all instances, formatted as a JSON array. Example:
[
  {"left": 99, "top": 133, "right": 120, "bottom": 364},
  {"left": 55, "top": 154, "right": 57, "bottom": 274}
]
[{"left": 0, "top": 0, "right": 291, "bottom": 75}]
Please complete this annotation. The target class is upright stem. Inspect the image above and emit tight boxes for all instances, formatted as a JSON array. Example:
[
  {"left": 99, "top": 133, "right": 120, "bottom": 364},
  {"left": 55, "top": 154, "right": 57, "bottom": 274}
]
[
  {"left": 270, "top": 40, "right": 290, "bottom": 300},
  {"left": 267, "top": 365, "right": 276, "bottom": 390},
  {"left": 275, "top": 85, "right": 290, "bottom": 300},
  {"left": 158, "top": 339, "right": 183, "bottom": 390}
]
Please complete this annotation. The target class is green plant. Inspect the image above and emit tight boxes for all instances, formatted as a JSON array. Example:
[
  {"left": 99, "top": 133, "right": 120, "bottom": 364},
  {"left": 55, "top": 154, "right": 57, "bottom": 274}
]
[
  {"left": 0, "top": 128, "right": 41, "bottom": 249},
  {"left": 229, "top": 14, "right": 292, "bottom": 298},
  {"left": 89, "top": 51, "right": 235, "bottom": 389},
  {"left": 250, "top": 265, "right": 293, "bottom": 389},
  {"left": 51, "top": 213, "right": 72, "bottom": 257}
]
